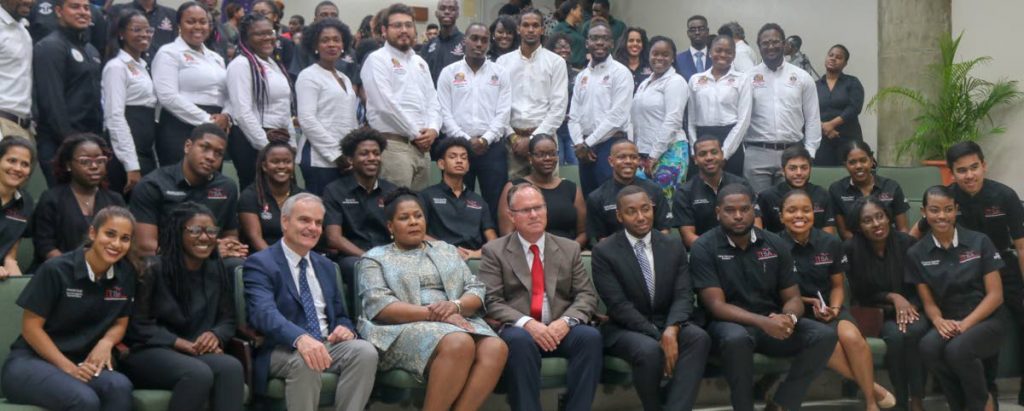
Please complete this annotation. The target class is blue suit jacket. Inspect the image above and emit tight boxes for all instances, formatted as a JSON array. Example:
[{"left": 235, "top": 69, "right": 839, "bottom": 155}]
[
  {"left": 243, "top": 241, "right": 355, "bottom": 394},
  {"left": 675, "top": 49, "right": 710, "bottom": 81}
]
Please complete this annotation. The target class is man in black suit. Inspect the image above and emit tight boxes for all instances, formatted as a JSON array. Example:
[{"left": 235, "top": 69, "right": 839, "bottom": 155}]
[{"left": 592, "top": 185, "right": 711, "bottom": 411}]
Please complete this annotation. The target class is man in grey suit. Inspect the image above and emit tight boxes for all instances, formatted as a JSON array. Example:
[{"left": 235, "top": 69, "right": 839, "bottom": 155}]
[
  {"left": 477, "top": 182, "right": 602, "bottom": 411},
  {"left": 592, "top": 185, "right": 711, "bottom": 411}
]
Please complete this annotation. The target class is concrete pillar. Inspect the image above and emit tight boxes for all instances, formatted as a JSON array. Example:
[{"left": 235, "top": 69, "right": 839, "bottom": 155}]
[{"left": 876, "top": 0, "right": 951, "bottom": 165}]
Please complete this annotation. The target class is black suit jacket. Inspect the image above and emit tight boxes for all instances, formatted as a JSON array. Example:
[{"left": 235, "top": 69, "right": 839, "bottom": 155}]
[{"left": 592, "top": 230, "right": 696, "bottom": 345}]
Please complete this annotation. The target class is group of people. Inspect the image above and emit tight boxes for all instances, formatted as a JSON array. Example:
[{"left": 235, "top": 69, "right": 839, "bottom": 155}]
[{"left": 0, "top": 0, "right": 1020, "bottom": 411}]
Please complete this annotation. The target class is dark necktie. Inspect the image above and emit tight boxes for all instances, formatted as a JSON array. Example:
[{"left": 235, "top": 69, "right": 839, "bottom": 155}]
[{"left": 297, "top": 258, "right": 323, "bottom": 340}]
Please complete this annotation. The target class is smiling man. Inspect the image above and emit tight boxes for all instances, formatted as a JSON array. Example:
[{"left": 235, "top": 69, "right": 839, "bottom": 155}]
[
  {"left": 757, "top": 145, "right": 836, "bottom": 234},
  {"left": 419, "top": 138, "right": 497, "bottom": 259},
  {"left": 419, "top": 0, "right": 462, "bottom": 84},
  {"left": 585, "top": 139, "right": 671, "bottom": 244}
]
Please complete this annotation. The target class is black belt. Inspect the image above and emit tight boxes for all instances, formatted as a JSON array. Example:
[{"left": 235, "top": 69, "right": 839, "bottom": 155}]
[
  {"left": 744, "top": 141, "right": 798, "bottom": 151},
  {"left": 0, "top": 111, "right": 31, "bottom": 129}
]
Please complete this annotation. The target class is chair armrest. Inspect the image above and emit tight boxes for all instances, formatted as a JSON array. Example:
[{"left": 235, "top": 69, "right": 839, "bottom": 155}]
[
  {"left": 236, "top": 325, "right": 265, "bottom": 348},
  {"left": 849, "top": 306, "right": 885, "bottom": 338},
  {"left": 226, "top": 337, "right": 253, "bottom": 389}
]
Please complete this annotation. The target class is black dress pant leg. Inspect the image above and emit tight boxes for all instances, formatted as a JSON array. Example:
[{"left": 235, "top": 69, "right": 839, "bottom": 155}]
[
  {"left": 707, "top": 320, "right": 757, "bottom": 411},
  {"left": 920, "top": 315, "right": 1004, "bottom": 411},
  {"left": 121, "top": 347, "right": 244, "bottom": 411},
  {"left": 754, "top": 318, "right": 838, "bottom": 411},
  {"left": 881, "top": 317, "right": 930, "bottom": 408}
]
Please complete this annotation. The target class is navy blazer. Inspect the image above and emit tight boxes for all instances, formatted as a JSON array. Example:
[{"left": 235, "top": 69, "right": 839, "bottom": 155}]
[
  {"left": 243, "top": 241, "right": 355, "bottom": 394},
  {"left": 675, "top": 49, "right": 710, "bottom": 81}
]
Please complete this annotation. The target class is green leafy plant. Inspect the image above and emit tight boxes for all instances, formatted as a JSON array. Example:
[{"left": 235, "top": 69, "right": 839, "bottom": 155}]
[{"left": 868, "top": 32, "right": 1023, "bottom": 160}]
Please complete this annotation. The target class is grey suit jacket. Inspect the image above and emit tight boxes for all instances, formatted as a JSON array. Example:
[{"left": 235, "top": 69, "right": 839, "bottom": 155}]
[{"left": 477, "top": 232, "right": 599, "bottom": 325}]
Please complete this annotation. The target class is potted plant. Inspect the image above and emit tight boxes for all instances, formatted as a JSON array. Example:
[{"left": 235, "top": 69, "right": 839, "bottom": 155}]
[{"left": 868, "top": 32, "right": 1022, "bottom": 184}]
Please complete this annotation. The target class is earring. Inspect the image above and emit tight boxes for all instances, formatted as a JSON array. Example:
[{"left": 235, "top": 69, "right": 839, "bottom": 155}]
[{"left": 119, "top": 36, "right": 124, "bottom": 41}]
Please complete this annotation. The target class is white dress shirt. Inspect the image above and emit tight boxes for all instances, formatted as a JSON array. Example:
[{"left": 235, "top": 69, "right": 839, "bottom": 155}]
[
  {"left": 436, "top": 59, "right": 512, "bottom": 145},
  {"left": 281, "top": 241, "right": 328, "bottom": 337},
  {"left": 569, "top": 58, "right": 633, "bottom": 147},
  {"left": 102, "top": 50, "right": 157, "bottom": 172},
  {"left": 745, "top": 62, "right": 822, "bottom": 156},
  {"left": 687, "top": 67, "right": 752, "bottom": 159},
  {"left": 151, "top": 37, "right": 227, "bottom": 126},
  {"left": 361, "top": 42, "right": 441, "bottom": 140},
  {"left": 226, "top": 55, "right": 293, "bottom": 150},
  {"left": 496, "top": 46, "right": 568, "bottom": 136},
  {"left": 732, "top": 40, "right": 758, "bottom": 73},
  {"left": 295, "top": 63, "right": 358, "bottom": 168},
  {"left": 624, "top": 230, "right": 655, "bottom": 284},
  {"left": 631, "top": 66, "right": 687, "bottom": 160},
  {"left": 514, "top": 233, "right": 551, "bottom": 327},
  {"left": 0, "top": 7, "right": 31, "bottom": 119},
  {"left": 690, "top": 46, "right": 708, "bottom": 71}
]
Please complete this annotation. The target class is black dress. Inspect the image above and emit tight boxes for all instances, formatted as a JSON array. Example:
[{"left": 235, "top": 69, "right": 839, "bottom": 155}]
[{"left": 512, "top": 177, "right": 579, "bottom": 241}]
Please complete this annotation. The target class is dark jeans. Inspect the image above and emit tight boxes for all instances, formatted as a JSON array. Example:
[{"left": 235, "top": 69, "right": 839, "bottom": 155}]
[
  {"left": 881, "top": 316, "right": 930, "bottom": 409},
  {"left": 605, "top": 324, "right": 711, "bottom": 411},
  {"left": 920, "top": 313, "right": 1004, "bottom": 411},
  {"left": 465, "top": 141, "right": 508, "bottom": 226},
  {"left": 227, "top": 125, "right": 260, "bottom": 190},
  {"left": 1, "top": 348, "right": 133, "bottom": 411},
  {"left": 707, "top": 319, "right": 837, "bottom": 411},
  {"left": 300, "top": 142, "right": 343, "bottom": 197},
  {"left": 121, "top": 348, "right": 244, "bottom": 411},
  {"left": 36, "top": 134, "right": 59, "bottom": 187},
  {"left": 500, "top": 324, "right": 602, "bottom": 411},
  {"left": 579, "top": 136, "right": 626, "bottom": 197},
  {"left": 557, "top": 122, "right": 578, "bottom": 165}
]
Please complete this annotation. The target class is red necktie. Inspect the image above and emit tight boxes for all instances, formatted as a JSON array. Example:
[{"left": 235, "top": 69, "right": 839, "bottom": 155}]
[{"left": 529, "top": 244, "right": 544, "bottom": 321}]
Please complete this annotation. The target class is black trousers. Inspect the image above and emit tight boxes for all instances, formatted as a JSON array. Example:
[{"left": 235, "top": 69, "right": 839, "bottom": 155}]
[
  {"left": 465, "top": 141, "right": 509, "bottom": 227},
  {"left": 156, "top": 105, "right": 221, "bottom": 167},
  {"left": 707, "top": 319, "right": 837, "bottom": 411},
  {"left": 920, "top": 314, "right": 1004, "bottom": 411},
  {"left": 1, "top": 348, "right": 133, "bottom": 411},
  {"left": 499, "top": 324, "right": 603, "bottom": 411},
  {"left": 605, "top": 324, "right": 711, "bottom": 411},
  {"left": 121, "top": 347, "right": 244, "bottom": 411},
  {"left": 814, "top": 135, "right": 859, "bottom": 167},
  {"left": 227, "top": 125, "right": 260, "bottom": 190},
  {"left": 881, "top": 316, "right": 930, "bottom": 409},
  {"left": 106, "top": 106, "right": 158, "bottom": 194}
]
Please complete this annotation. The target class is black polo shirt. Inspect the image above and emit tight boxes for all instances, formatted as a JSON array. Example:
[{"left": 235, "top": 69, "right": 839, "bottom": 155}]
[
  {"left": 419, "top": 28, "right": 464, "bottom": 85},
  {"left": 33, "top": 27, "right": 103, "bottom": 140},
  {"left": 690, "top": 226, "right": 797, "bottom": 316},
  {"left": 322, "top": 175, "right": 396, "bottom": 252},
  {"left": 110, "top": 0, "right": 177, "bottom": 61},
  {"left": 129, "top": 163, "right": 239, "bottom": 232},
  {"left": 906, "top": 228, "right": 1003, "bottom": 320},
  {"left": 0, "top": 190, "right": 33, "bottom": 258},
  {"left": 829, "top": 174, "right": 910, "bottom": 222},
  {"left": 419, "top": 182, "right": 494, "bottom": 250},
  {"left": 237, "top": 182, "right": 305, "bottom": 247},
  {"left": 758, "top": 182, "right": 835, "bottom": 233},
  {"left": 780, "top": 228, "right": 848, "bottom": 299},
  {"left": 671, "top": 172, "right": 758, "bottom": 235},
  {"left": 586, "top": 178, "right": 671, "bottom": 242},
  {"left": 916, "top": 179, "right": 1024, "bottom": 255},
  {"left": 11, "top": 248, "right": 136, "bottom": 363}
]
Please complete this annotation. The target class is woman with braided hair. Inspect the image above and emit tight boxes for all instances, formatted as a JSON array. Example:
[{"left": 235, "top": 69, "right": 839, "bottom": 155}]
[
  {"left": 122, "top": 201, "right": 244, "bottom": 411},
  {"left": 226, "top": 11, "right": 295, "bottom": 190},
  {"left": 238, "top": 141, "right": 305, "bottom": 252}
]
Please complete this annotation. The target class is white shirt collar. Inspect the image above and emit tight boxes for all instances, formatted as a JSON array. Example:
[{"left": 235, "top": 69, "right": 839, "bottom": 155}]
[
  {"left": 117, "top": 49, "right": 146, "bottom": 67},
  {"left": 625, "top": 230, "right": 652, "bottom": 248},
  {"left": 384, "top": 41, "right": 415, "bottom": 59},
  {"left": 690, "top": 46, "right": 707, "bottom": 56},
  {"left": 86, "top": 259, "right": 116, "bottom": 282},
  {"left": 517, "top": 232, "right": 545, "bottom": 254},
  {"left": 0, "top": 6, "right": 18, "bottom": 25},
  {"left": 726, "top": 229, "right": 758, "bottom": 248},
  {"left": 281, "top": 240, "right": 311, "bottom": 268},
  {"left": 932, "top": 228, "right": 959, "bottom": 249}
]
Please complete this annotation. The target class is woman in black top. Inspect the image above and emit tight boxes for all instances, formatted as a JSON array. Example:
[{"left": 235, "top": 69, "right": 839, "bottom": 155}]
[
  {"left": 1, "top": 207, "right": 137, "bottom": 410},
  {"left": 613, "top": 27, "right": 651, "bottom": 91},
  {"left": 487, "top": 15, "right": 518, "bottom": 62},
  {"left": 238, "top": 141, "right": 304, "bottom": 251},
  {"left": 909, "top": 186, "right": 1005, "bottom": 411},
  {"left": 845, "top": 196, "right": 928, "bottom": 411},
  {"left": 779, "top": 190, "right": 895, "bottom": 411},
  {"left": 0, "top": 137, "right": 34, "bottom": 279},
  {"left": 829, "top": 140, "right": 910, "bottom": 240},
  {"left": 31, "top": 134, "right": 126, "bottom": 270},
  {"left": 816, "top": 44, "right": 864, "bottom": 167},
  {"left": 497, "top": 135, "right": 587, "bottom": 248},
  {"left": 122, "top": 202, "right": 243, "bottom": 411}
]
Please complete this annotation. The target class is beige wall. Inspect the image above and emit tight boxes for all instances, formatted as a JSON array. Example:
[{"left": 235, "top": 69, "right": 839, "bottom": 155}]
[{"left": 952, "top": 0, "right": 1024, "bottom": 193}]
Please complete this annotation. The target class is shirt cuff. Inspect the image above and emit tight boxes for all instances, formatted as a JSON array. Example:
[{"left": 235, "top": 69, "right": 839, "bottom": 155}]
[
  {"left": 292, "top": 334, "right": 308, "bottom": 348},
  {"left": 514, "top": 316, "right": 533, "bottom": 328}
]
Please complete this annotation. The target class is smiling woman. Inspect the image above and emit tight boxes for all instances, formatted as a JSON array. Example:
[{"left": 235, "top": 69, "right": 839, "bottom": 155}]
[
  {"left": 238, "top": 141, "right": 304, "bottom": 252},
  {"left": 0, "top": 137, "right": 35, "bottom": 279}
]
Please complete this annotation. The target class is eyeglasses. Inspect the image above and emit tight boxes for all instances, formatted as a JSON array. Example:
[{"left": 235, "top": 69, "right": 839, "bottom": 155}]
[
  {"left": 252, "top": 29, "right": 276, "bottom": 38},
  {"left": 185, "top": 225, "right": 222, "bottom": 238},
  {"left": 530, "top": 152, "right": 558, "bottom": 159},
  {"left": 510, "top": 204, "right": 546, "bottom": 215},
  {"left": 687, "top": 26, "right": 708, "bottom": 33},
  {"left": 588, "top": 34, "right": 612, "bottom": 42},
  {"left": 130, "top": 27, "right": 156, "bottom": 35},
  {"left": 75, "top": 156, "right": 108, "bottom": 167},
  {"left": 387, "top": 21, "right": 416, "bottom": 30},
  {"left": 759, "top": 39, "right": 783, "bottom": 48}
]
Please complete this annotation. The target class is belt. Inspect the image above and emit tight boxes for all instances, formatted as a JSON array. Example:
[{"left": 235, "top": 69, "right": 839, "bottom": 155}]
[
  {"left": 745, "top": 141, "right": 798, "bottom": 151},
  {"left": 381, "top": 132, "right": 412, "bottom": 144},
  {"left": 0, "top": 111, "right": 31, "bottom": 129}
]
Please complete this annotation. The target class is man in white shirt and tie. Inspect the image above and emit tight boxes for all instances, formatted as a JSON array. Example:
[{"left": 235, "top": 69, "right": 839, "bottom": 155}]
[
  {"left": 437, "top": 22, "right": 512, "bottom": 222},
  {"left": 569, "top": 20, "right": 633, "bottom": 196},
  {"left": 496, "top": 8, "right": 568, "bottom": 180},
  {"left": 0, "top": 0, "right": 33, "bottom": 141},
  {"left": 361, "top": 3, "right": 441, "bottom": 190},
  {"left": 743, "top": 23, "right": 821, "bottom": 193}
]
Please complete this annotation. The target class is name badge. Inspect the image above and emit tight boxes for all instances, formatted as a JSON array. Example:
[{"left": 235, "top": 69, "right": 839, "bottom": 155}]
[
  {"left": 342, "top": 198, "right": 359, "bottom": 205},
  {"left": 433, "top": 198, "right": 447, "bottom": 205},
  {"left": 603, "top": 204, "right": 617, "bottom": 212},
  {"left": 165, "top": 190, "right": 186, "bottom": 197},
  {"left": 66, "top": 288, "right": 83, "bottom": 298}
]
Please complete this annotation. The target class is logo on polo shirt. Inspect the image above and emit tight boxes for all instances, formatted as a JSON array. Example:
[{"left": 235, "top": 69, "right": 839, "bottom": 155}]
[
  {"left": 726, "top": 77, "right": 736, "bottom": 86},
  {"left": 841, "top": 195, "right": 855, "bottom": 202},
  {"left": 985, "top": 206, "right": 1006, "bottom": 218},
  {"left": 159, "top": 17, "right": 173, "bottom": 31},
  {"left": 752, "top": 74, "right": 765, "bottom": 87},
  {"left": 878, "top": 193, "right": 893, "bottom": 202},
  {"left": 451, "top": 43, "right": 464, "bottom": 56},
  {"left": 4, "top": 208, "right": 26, "bottom": 222},
  {"left": 959, "top": 250, "right": 981, "bottom": 264},
  {"left": 433, "top": 198, "right": 447, "bottom": 205},
  {"left": 207, "top": 187, "right": 227, "bottom": 200},
  {"left": 755, "top": 247, "right": 778, "bottom": 261},
  {"left": 697, "top": 76, "right": 709, "bottom": 86},
  {"left": 693, "top": 198, "right": 709, "bottom": 205},
  {"left": 466, "top": 200, "right": 483, "bottom": 210},
  {"left": 788, "top": 74, "right": 797, "bottom": 85},
  {"left": 814, "top": 204, "right": 825, "bottom": 213},
  {"left": 453, "top": 72, "right": 466, "bottom": 85},
  {"left": 104, "top": 286, "right": 128, "bottom": 301},
  {"left": 813, "top": 252, "right": 833, "bottom": 266},
  {"left": 921, "top": 260, "right": 940, "bottom": 266},
  {"left": 127, "top": 62, "right": 141, "bottom": 76},
  {"left": 183, "top": 52, "right": 196, "bottom": 64},
  {"left": 38, "top": 2, "right": 52, "bottom": 14},
  {"left": 378, "top": 198, "right": 386, "bottom": 208},
  {"left": 428, "top": 42, "right": 437, "bottom": 53},
  {"left": 601, "top": 75, "right": 610, "bottom": 85},
  {"left": 580, "top": 76, "right": 588, "bottom": 86},
  {"left": 489, "top": 74, "right": 500, "bottom": 86},
  {"left": 66, "top": 288, "right": 83, "bottom": 298},
  {"left": 71, "top": 49, "right": 84, "bottom": 63}
]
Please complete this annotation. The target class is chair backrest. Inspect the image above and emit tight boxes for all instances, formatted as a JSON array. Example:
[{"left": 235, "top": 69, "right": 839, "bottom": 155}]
[
  {"left": 560, "top": 165, "right": 580, "bottom": 187},
  {"left": 877, "top": 166, "right": 942, "bottom": 202},
  {"left": 0, "top": 276, "right": 32, "bottom": 397},
  {"left": 808, "top": 166, "right": 848, "bottom": 188}
]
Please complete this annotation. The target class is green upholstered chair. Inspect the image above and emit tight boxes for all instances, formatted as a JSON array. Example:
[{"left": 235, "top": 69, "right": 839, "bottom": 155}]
[{"left": 0, "top": 276, "right": 45, "bottom": 411}]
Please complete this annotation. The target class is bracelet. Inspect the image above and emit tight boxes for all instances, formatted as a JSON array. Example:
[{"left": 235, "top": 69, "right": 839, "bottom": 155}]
[{"left": 450, "top": 299, "right": 463, "bottom": 315}]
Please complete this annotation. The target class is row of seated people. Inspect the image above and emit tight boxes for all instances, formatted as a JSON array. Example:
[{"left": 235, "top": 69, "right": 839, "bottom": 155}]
[{"left": 0, "top": 131, "right": 1018, "bottom": 411}]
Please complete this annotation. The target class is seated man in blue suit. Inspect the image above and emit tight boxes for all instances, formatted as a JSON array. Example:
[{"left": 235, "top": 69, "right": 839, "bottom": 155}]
[
  {"left": 674, "top": 15, "right": 711, "bottom": 81},
  {"left": 244, "top": 193, "right": 379, "bottom": 411}
]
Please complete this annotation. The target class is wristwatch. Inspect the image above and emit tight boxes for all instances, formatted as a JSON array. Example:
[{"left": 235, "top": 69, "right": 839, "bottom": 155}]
[{"left": 562, "top": 316, "right": 580, "bottom": 328}]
